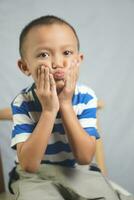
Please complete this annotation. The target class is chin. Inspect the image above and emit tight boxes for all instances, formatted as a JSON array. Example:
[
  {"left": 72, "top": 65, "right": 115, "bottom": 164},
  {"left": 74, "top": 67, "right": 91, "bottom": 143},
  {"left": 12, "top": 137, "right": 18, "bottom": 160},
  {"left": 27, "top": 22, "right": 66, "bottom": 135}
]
[{"left": 56, "top": 80, "right": 65, "bottom": 92}]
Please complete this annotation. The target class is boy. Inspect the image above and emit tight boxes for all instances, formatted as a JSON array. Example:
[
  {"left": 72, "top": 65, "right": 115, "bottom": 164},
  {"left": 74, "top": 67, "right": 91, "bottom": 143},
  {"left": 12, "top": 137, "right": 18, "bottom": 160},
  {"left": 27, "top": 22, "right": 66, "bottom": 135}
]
[{"left": 10, "top": 15, "right": 131, "bottom": 200}]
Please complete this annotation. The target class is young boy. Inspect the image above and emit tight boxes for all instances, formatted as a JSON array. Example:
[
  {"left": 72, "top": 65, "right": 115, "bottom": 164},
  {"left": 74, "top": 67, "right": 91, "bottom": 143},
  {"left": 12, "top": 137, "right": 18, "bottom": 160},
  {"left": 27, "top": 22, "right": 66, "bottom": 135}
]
[{"left": 10, "top": 15, "right": 131, "bottom": 200}]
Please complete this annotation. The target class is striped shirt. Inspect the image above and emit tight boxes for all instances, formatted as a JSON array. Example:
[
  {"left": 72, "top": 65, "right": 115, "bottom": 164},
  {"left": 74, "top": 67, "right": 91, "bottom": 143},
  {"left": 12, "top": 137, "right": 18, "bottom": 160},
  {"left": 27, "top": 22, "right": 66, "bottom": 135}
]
[{"left": 11, "top": 83, "right": 100, "bottom": 167}]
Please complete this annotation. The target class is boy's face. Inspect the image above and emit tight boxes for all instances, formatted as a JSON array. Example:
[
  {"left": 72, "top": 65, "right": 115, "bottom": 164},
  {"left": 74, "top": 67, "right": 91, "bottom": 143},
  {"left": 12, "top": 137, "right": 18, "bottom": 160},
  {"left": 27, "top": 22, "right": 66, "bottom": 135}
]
[{"left": 18, "top": 24, "right": 83, "bottom": 91}]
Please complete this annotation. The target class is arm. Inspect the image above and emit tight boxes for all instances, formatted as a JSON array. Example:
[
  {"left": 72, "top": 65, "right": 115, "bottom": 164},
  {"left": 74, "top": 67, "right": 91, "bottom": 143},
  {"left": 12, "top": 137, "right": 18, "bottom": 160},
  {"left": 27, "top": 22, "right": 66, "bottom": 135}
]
[
  {"left": 60, "top": 104, "right": 96, "bottom": 165},
  {"left": 0, "top": 107, "right": 12, "bottom": 120},
  {"left": 58, "top": 62, "right": 96, "bottom": 165},
  {"left": 17, "top": 111, "right": 57, "bottom": 173},
  {"left": 16, "top": 66, "right": 59, "bottom": 173}
]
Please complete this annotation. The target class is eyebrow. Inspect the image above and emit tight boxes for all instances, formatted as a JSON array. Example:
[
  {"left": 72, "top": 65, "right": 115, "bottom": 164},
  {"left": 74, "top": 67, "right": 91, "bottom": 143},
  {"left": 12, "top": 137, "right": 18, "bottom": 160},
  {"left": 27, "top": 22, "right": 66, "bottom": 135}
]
[
  {"left": 35, "top": 44, "right": 76, "bottom": 52},
  {"left": 35, "top": 47, "right": 52, "bottom": 52}
]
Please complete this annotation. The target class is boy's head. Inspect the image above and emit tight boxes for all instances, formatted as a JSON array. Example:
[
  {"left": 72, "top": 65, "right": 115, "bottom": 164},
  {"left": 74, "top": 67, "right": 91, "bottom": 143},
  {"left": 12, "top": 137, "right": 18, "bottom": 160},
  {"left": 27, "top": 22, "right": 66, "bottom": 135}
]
[{"left": 18, "top": 15, "right": 83, "bottom": 90}]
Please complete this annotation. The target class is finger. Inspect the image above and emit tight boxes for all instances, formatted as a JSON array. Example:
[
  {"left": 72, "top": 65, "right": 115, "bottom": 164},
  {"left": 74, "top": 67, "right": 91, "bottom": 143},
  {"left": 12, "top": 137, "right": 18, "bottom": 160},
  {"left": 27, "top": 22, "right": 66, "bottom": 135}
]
[
  {"left": 70, "top": 60, "right": 78, "bottom": 89},
  {"left": 66, "top": 61, "right": 75, "bottom": 89},
  {"left": 65, "top": 59, "right": 78, "bottom": 89},
  {"left": 72, "top": 59, "right": 79, "bottom": 81},
  {"left": 36, "top": 67, "right": 41, "bottom": 89},
  {"left": 68, "top": 60, "right": 76, "bottom": 87},
  {"left": 44, "top": 67, "right": 50, "bottom": 91},
  {"left": 74, "top": 60, "right": 79, "bottom": 82},
  {"left": 49, "top": 74, "right": 56, "bottom": 93},
  {"left": 65, "top": 67, "right": 71, "bottom": 89},
  {"left": 38, "top": 65, "right": 45, "bottom": 92}
]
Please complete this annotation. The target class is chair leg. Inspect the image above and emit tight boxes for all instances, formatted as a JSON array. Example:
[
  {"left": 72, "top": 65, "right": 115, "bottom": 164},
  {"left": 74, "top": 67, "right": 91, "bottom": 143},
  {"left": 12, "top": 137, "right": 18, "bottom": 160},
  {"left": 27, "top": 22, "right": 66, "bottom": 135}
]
[{"left": 0, "top": 151, "right": 5, "bottom": 193}]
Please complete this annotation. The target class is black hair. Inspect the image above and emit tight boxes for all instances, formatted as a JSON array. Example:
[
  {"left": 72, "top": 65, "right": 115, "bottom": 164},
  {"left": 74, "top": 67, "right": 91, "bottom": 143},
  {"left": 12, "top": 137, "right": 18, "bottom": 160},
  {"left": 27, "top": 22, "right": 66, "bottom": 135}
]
[{"left": 19, "top": 15, "right": 80, "bottom": 58}]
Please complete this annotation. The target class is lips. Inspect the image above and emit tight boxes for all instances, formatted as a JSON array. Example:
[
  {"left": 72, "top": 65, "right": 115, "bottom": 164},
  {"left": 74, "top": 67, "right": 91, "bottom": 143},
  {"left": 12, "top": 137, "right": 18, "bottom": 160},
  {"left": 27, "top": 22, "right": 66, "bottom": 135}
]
[{"left": 53, "top": 71, "right": 65, "bottom": 80}]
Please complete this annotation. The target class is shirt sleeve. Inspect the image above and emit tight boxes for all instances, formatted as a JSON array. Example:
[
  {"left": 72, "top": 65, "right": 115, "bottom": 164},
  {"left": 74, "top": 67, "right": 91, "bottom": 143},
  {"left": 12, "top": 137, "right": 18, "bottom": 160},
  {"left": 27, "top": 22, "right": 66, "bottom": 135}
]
[
  {"left": 11, "top": 93, "right": 35, "bottom": 149},
  {"left": 78, "top": 87, "right": 100, "bottom": 139}
]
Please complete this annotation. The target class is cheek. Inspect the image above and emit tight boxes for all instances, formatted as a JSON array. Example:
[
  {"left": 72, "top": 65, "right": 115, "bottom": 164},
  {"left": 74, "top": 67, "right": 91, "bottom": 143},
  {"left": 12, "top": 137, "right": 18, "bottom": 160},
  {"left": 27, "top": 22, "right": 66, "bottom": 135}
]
[
  {"left": 31, "top": 70, "right": 38, "bottom": 82},
  {"left": 63, "top": 59, "right": 72, "bottom": 69},
  {"left": 63, "top": 55, "right": 79, "bottom": 68},
  {"left": 37, "top": 60, "right": 52, "bottom": 72},
  {"left": 37, "top": 60, "right": 51, "bottom": 67}
]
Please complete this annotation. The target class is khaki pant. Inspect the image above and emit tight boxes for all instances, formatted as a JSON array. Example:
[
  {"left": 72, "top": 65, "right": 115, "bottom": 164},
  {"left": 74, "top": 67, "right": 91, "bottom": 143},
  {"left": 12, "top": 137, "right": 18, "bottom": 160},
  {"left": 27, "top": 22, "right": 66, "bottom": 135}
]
[{"left": 11, "top": 164, "right": 134, "bottom": 200}]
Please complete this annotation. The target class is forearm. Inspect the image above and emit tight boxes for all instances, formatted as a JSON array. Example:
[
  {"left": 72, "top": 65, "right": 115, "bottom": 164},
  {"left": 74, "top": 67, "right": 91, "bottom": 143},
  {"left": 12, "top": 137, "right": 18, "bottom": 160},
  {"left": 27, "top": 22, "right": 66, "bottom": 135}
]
[
  {"left": 60, "top": 104, "right": 96, "bottom": 165},
  {"left": 0, "top": 108, "right": 12, "bottom": 120},
  {"left": 18, "top": 111, "right": 57, "bottom": 172},
  {"left": 95, "top": 139, "right": 107, "bottom": 175}
]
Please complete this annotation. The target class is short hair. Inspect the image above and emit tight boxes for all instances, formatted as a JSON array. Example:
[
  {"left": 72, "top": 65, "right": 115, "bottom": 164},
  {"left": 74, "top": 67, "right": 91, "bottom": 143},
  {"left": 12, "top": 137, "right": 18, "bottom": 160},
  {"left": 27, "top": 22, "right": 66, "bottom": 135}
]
[{"left": 19, "top": 15, "right": 80, "bottom": 58}]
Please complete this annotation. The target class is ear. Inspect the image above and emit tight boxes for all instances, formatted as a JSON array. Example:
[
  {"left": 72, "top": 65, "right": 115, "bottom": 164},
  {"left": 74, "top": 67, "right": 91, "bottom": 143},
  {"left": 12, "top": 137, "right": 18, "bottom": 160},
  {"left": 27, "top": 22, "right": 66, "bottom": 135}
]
[
  {"left": 17, "top": 59, "right": 31, "bottom": 76},
  {"left": 77, "top": 53, "right": 84, "bottom": 66}
]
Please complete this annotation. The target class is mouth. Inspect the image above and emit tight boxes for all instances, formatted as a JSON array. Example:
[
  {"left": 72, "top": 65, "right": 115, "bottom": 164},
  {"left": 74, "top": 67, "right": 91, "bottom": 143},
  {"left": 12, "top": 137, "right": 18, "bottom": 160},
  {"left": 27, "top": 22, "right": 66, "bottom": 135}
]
[{"left": 53, "top": 71, "right": 65, "bottom": 80}]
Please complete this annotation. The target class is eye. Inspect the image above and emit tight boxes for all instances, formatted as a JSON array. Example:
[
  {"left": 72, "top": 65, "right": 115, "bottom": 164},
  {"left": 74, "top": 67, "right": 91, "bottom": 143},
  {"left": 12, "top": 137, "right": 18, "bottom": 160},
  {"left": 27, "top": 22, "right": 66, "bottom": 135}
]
[
  {"left": 63, "top": 50, "right": 73, "bottom": 56},
  {"left": 38, "top": 52, "right": 49, "bottom": 59}
]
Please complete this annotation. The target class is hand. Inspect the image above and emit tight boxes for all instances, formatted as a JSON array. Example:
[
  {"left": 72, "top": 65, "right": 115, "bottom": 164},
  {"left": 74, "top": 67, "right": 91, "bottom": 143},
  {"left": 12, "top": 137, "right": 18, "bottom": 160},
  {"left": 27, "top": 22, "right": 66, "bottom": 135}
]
[
  {"left": 35, "top": 65, "right": 59, "bottom": 113},
  {"left": 58, "top": 60, "right": 79, "bottom": 108}
]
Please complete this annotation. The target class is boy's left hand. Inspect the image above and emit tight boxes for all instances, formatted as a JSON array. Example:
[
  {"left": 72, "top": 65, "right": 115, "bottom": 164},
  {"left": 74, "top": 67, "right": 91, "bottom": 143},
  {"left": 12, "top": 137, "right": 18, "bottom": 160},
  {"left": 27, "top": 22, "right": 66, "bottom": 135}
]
[{"left": 58, "top": 60, "right": 79, "bottom": 107}]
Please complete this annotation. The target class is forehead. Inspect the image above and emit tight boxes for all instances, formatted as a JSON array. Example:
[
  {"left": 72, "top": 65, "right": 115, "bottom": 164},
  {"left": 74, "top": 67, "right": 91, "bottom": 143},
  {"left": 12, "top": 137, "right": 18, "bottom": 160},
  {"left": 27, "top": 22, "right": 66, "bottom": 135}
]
[{"left": 24, "top": 24, "right": 78, "bottom": 49}]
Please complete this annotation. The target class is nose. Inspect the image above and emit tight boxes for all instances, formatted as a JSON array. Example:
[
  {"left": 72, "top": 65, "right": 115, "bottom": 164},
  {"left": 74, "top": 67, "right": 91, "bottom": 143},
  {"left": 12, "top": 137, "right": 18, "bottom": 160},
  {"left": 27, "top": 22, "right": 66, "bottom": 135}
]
[{"left": 52, "top": 55, "right": 63, "bottom": 69}]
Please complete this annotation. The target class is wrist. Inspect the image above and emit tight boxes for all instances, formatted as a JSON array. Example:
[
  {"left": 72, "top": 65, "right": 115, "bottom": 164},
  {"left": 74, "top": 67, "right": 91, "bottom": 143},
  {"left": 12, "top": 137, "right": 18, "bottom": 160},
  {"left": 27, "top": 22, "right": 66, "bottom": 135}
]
[
  {"left": 41, "top": 109, "right": 58, "bottom": 119},
  {"left": 60, "top": 102, "right": 72, "bottom": 112}
]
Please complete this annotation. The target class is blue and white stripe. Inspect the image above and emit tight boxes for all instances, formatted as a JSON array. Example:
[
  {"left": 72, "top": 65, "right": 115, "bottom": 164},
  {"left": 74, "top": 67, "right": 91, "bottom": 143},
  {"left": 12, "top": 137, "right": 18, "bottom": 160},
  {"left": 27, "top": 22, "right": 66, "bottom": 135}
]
[{"left": 11, "top": 83, "right": 100, "bottom": 167}]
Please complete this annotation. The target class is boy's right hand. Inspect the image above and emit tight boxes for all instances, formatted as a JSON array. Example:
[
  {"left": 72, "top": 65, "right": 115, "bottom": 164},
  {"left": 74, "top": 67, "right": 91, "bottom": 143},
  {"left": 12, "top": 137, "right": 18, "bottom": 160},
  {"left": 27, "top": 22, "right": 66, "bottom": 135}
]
[{"left": 35, "top": 65, "right": 59, "bottom": 113}]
